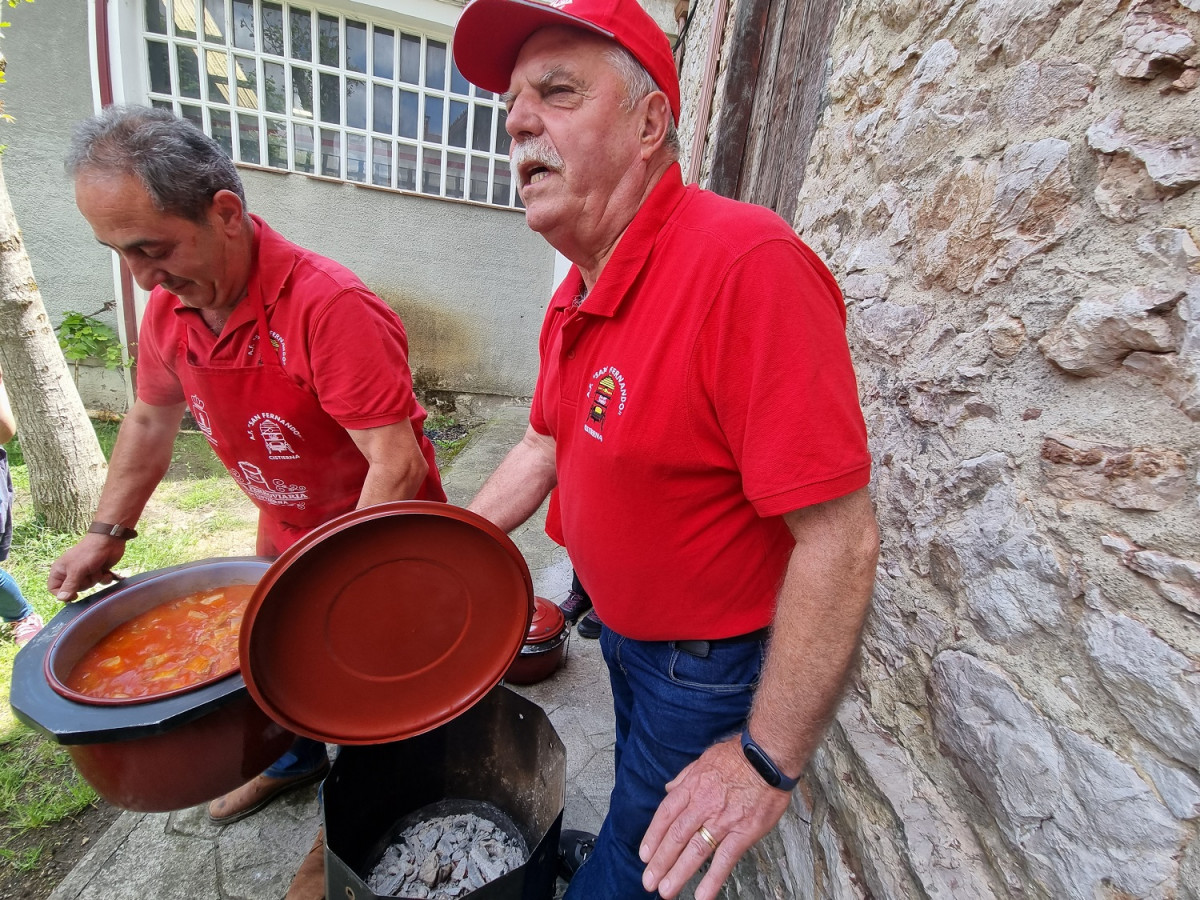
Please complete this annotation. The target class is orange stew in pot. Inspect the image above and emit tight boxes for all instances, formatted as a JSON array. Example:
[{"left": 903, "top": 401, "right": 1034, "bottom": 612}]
[{"left": 65, "top": 584, "right": 254, "bottom": 699}]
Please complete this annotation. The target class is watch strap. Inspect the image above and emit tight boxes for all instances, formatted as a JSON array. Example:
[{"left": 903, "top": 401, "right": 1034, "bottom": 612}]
[
  {"left": 87, "top": 521, "right": 138, "bottom": 540},
  {"left": 740, "top": 728, "right": 799, "bottom": 791}
]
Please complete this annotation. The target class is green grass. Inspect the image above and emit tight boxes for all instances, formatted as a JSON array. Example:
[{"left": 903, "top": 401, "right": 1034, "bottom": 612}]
[
  {"left": 0, "top": 419, "right": 258, "bottom": 877},
  {"left": 424, "top": 411, "right": 473, "bottom": 467}
]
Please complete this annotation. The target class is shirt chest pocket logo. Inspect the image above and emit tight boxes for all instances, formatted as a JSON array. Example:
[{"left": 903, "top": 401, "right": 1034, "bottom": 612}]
[{"left": 583, "top": 366, "right": 628, "bottom": 443}]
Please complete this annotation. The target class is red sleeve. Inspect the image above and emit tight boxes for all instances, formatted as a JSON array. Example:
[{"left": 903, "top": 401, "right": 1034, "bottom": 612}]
[
  {"left": 306, "top": 289, "right": 418, "bottom": 430},
  {"left": 133, "top": 291, "right": 186, "bottom": 407},
  {"left": 696, "top": 238, "right": 871, "bottom": 516}
]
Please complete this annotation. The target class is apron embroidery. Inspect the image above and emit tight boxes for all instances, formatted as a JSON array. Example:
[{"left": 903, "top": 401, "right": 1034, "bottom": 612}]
[{"left": 175, "top": 280, "right": 367, "bottom": 555}]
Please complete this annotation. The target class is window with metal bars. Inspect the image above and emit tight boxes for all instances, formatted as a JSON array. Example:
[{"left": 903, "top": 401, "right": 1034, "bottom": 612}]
[{"left": 142, "top": 0, "right": 521, "bottom": 208}]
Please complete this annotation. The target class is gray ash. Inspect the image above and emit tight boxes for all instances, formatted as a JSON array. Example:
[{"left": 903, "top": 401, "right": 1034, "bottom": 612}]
[{"left": 366, "top": 802, "right": 527, "bottom": 899}]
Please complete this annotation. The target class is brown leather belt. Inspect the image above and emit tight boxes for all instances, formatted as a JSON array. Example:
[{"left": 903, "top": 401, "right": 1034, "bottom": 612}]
[{"left": 672, "top": 627, "right": 771, "bottom": 658}]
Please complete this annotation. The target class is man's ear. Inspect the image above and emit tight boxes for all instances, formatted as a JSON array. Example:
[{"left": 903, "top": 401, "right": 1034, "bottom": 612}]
[
  {"left": 640, "top": 91, "right": 672, "bottom": 160},
  {"left": 210, "top": 189, "right": 246, "bottom": 234}
]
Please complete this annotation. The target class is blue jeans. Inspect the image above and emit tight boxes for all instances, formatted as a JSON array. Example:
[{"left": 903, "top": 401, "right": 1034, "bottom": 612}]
[
  {"left": 264, "top": 736, "right": 329, "bottom": 778},
  {"left": 0, "top": 567, "right": 33, "bottom": 623},
  {"left": 565, "top": 626, "right": 765, "bottom": 900}
]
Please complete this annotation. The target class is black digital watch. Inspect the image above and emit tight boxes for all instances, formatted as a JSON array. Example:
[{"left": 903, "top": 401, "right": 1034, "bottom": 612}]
[{"left": 740, "top": 728, "right": 799, "bottom": 791}]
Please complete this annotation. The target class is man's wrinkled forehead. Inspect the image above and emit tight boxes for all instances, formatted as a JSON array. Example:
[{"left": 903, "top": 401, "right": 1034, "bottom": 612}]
[{"left": 502, "top": 25, "right": 614, "bottom": 93}]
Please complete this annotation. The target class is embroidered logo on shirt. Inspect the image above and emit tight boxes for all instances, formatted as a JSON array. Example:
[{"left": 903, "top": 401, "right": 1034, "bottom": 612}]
[
  {"left": 231, "top": 461, "right": 309, "bottom": 508},
  {"left": 190, "top": 395, "right": 216, "bottom": 446},
  {"left": 245, "top": 412, "right": 303, "bottom": 460},
  {"left": 584, "top": 366, "right": 628, "bottom": 442},
  {"left": 246, "top": 330, "right": 288, "bottom": 364}
]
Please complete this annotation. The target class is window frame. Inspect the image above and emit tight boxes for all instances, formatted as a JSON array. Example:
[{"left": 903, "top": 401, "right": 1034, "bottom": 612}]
[{"left": 119, "top": 0, "right": 521, "bottom": 210}]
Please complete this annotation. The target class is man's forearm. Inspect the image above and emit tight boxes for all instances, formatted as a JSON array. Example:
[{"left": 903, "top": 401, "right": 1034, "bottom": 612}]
[
  {"left": 356, "top": 455, "right": 429, "bottom": 507},
  {"left": 747, "top": 488, "right": 880, "bottom": 777},
  {"left": 468, "top": 425, "right": 558, "bottom": 533}
]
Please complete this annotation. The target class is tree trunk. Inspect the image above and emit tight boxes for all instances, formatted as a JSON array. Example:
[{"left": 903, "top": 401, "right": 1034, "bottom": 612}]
[{"left": 0, "top": 156, "right": 107, "bottom": 532}]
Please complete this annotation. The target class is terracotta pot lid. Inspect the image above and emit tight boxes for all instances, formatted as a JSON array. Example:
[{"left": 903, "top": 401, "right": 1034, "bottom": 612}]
[
  {"left": 240, "top": 501, "right": 533, "bottom": 744},
  {"left": 525, "top": 597, "right": 566, "bottom": 646}
]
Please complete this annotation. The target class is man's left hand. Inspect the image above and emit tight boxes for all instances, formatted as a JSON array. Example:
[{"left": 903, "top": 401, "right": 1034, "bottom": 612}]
[{"left": 639, "top": 736, "right": 792, "bottom": 900}]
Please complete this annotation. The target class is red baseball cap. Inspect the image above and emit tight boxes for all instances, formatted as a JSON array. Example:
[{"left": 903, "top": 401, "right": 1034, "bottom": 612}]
[{"left": 452, "top": 0, "right": 681, "bottom": 123}]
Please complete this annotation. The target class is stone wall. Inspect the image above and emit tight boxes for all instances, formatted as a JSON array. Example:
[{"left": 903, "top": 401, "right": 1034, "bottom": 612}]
[{"left": 684, "top": 0, "right": 1200, "bottom": 896}]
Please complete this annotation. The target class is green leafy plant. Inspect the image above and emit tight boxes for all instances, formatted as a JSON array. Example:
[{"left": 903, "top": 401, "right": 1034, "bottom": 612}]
[{"left": 56, "top": 312, "right": 124, "bottom": 371}]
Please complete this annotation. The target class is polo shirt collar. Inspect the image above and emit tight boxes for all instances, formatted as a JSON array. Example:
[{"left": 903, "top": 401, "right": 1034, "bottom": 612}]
[
  {"left": 247, "top": 214, "right": 298, "bottom": 311},
  {"left": 553, "top": 163, "right": 688, "bottom": 318}
]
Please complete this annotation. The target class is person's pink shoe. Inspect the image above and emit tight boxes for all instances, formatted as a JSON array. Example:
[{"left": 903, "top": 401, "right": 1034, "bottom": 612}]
[{"left": 11, "top": 613, "right": 44, "bottom": 648}]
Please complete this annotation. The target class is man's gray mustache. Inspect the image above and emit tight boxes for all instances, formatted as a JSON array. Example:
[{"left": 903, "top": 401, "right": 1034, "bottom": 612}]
[{"left": 510, "top": 138, "right": 564, "bottom": 173}]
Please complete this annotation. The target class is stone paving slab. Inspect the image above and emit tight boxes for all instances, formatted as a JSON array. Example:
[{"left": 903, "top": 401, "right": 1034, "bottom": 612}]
[{"left": 50, "top": 404, "right": 614, "bottom": 900}]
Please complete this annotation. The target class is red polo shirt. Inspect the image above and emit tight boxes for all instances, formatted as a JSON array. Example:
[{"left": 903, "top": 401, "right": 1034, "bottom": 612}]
[
  {"left": 531, "top": 165, "right": 870, "bottom": 641},
  {"left": 137, "top": 216, "right": 443, "bottom": 499}
]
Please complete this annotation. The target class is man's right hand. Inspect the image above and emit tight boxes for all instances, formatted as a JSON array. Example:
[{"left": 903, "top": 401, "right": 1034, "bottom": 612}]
[{"left": 47, "top": 534, "right": 127, "bottom": 602}]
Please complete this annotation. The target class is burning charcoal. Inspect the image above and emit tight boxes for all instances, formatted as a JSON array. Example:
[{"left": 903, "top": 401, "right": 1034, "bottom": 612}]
[
  {"left": 418, "top": 851, "right": 439, "bottom": 886},
  {"left": 366, "top": 809, "right": 526, "bottom": 898}
]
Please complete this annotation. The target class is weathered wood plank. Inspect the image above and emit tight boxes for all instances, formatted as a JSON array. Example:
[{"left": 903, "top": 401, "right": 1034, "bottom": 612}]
[{"left": 708, "top": 0, "right": 771, "bottom": 198}]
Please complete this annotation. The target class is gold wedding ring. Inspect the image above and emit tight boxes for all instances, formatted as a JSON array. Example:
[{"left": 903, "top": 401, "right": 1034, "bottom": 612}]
[{"left": 697, "top": 825, "right": 719, "bottom": 853}]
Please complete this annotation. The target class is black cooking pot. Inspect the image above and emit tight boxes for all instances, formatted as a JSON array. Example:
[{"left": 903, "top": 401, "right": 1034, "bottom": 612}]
[{"left": 10, "top": 558, "right": 295, "bottom": 812}]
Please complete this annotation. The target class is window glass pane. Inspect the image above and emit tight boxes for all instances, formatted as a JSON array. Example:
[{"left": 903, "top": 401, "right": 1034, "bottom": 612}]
[
  {"left": 373, "top": 84, "right": 392, "bottom": 134},
  {"left": 346, "top": 133, "right": 367, "bottom": 182},
  {"left": 450, "top": 60, "right": 469, "bottom": 96},
  {"left": 471, "top": 104, "right": 492, "bottom": 152},
  {"left": 266, "top": 118, "right": 288, "bottom": 168},
  {"left": 424, "top": 40, "right": 446, "bottom": 90},
  {"left": 210, "top": 108, "right": 233, "bottom": 156},
  {"left": 150, "top": 97, "right": 173, "bottom": 110},
  {"left": 424, "top": 95, "right": 443, "bottom": 144},
  {"left": 398, "top": 89, "right": 418, "bottom": 139},
  {"left": 206, "top": 49, "right": 230, "bottom": 103},
  {"left": 173, "top": 0, "right": 197, "bottom": 38},
  {"left": 399, "top": 33, "right": 420, "bottom": 84},
  {"left": 263, "top": 61, "right": 285, "bottom": 113},
  {"left": 346, "top": 78, "right": 366, "bottom": 129},
  {"left": 492, "top": 158, "right": 511, "bottom": 206},
  {"left": 289, "top": 9, "right": 311, "bottom": 61},
  {"left": 373, "top": 28, "right": 394, "bottom": 79},
  {"left": 447, "top": 100, "right": 467, "bottom": 148},
  {"left": 318, "top": 14, "right": 339, "bottom": 67},
  {"left": 469, "top": 156, "right": 489, "bottom": 202},
  {"left": 396, "top": 143, "right": 417, "bottom": 191},
  {"left": 232, "top": 0, "right": 254, "bottom": 50},
  {"left": 204, "top": 0, "right": 225, "bottom": 42},
  {"left": 237, "top": 113, "right": 260, "bottom": 163},
  {"left": 147, "top": 41, "right": 171, "bottom": 94},
  {"left": 291, "top": 66, "right": 313, "bottom": 118},
  {"left": 320, "top": 128, "right": 341, "bottom": 177},
  {"left": 346, "top": 20, "right": 366, "bottom": 73},
  {"left": 319, "top": 72, "right": 340, "bottom": 124},
  {"left": 476, "top": 88, "right": 493, "bottom": 101},
  {"left": 180, "top": 103, "right": 205, "bottom": 130},
  {"left": 496, "top": 108, "right": 510, "bottom": 155},
  {"left": 261, "top": 2, "right": 283, "bottom": 55},
  {"left": 293, "top": 123, "right": 315, "bottom": 172},
  {"left": 421, "top": 148, "right": 441, "bottom": 194},
  {"left": 372, "top": 138, "right": 391, "bottom": 186},
  {"left": 235, "top": 55, "right": 257, "bottom": 108},
  {"left": 446, "top": 151, "right": 465, "bottom": 199},
  {"left": 177, "top": 46, "right": 201, "bottom": 99},
  {"left": 146, "top": 0, "right": 167, "bottom": 35}
]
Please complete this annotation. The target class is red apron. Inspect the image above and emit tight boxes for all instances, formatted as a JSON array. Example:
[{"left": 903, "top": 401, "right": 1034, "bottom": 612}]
[{"left": 176, "top": 287, "right": 374, "bottom": 556}]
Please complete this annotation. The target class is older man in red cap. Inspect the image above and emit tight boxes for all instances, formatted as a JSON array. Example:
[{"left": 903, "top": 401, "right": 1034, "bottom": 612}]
[{"left": 453, "top": 1, "right": 879, "bottom": 898}]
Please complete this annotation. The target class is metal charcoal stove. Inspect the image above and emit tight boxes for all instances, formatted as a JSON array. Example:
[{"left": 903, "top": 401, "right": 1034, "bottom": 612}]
[{"left": 324, "top": 686, "right": 566, "bottom": 900}]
